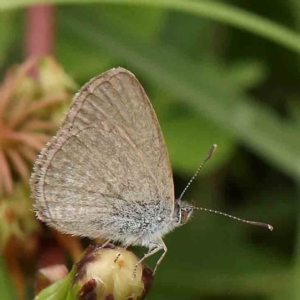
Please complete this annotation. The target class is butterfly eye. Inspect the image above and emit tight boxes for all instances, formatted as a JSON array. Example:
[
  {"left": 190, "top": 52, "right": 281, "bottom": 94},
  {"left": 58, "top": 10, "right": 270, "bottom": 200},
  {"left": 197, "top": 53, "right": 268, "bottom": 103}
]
[
  {"left": 180, "top": 209, "right": 189, "bottom": 225},
  {"left": 180, "top": 208, "right": 193, "bottom": 225},
  {"left": 180, "top": 210, "right": 188, "bottom": 224}
]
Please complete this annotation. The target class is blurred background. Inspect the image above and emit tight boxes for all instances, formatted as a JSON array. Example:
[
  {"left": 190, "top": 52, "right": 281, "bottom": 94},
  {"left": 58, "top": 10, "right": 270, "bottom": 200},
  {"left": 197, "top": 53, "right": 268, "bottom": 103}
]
[{"left": 1, "top": 0, "right": 300, "bottom": 299}]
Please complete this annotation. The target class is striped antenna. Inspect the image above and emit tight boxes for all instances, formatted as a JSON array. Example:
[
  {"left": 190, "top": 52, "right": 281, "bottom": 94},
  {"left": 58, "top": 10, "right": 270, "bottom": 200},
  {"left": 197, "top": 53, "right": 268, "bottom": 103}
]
[
  {"left": 178, "top": 144, "right": 217, "bottom": 201},
  {"left": 179, "top": 144, "right": 273, "bottom": 231},
  {"left": 193, "top": 207, "right": 273, "bottom": 231}
]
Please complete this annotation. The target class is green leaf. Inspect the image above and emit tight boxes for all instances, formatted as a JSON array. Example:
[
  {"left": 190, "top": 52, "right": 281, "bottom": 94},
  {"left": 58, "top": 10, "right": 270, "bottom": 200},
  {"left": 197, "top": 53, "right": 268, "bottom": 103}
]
[
  {"left": 34, "top": 268, "right": 77, "bottom": 300},
  {"left": 0, "top": 257, "right": 17, "bottom": 300}
]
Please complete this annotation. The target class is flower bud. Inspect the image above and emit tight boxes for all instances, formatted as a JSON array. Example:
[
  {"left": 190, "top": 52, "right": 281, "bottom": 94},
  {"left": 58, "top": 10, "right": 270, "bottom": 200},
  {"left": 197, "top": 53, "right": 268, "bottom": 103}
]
[
  {"left": 34, "top": 244, "right": 153, "bottom": 300},
  {"left": 74, "top": 244, "right": 153, "bottom": 300}
]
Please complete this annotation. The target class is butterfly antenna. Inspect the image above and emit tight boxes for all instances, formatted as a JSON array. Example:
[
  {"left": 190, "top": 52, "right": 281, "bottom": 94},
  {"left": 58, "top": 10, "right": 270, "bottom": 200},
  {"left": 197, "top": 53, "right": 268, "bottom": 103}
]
[
  {"left": 193, "top": 207, "right": 273, "bottom": 231},
  {"left": 179, "top": 144, "right": 217, "bottom": 201}
]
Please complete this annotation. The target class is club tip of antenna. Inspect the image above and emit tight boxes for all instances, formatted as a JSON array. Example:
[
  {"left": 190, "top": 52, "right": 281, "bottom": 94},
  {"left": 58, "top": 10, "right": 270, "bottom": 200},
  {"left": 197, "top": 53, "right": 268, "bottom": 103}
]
[
  {"left": 206, "top": 144, "right": 217, "bottom": 161},
  {"left": 212, "top": 144, "right": 217, "bottom": 153},
  {"left": 267, "top": 224, "right": 274, "bottom": 231}
]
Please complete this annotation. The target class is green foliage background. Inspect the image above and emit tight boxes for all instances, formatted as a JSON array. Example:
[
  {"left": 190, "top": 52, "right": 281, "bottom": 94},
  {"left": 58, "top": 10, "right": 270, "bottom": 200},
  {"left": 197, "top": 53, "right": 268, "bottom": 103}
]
[{"left": 1, "top": 0, "right": 300, "bottom": 299}]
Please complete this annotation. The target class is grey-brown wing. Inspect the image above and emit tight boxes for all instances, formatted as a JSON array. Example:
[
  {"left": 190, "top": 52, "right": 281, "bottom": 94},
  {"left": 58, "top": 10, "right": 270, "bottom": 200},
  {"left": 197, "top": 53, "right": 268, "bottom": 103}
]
[{"left": 30, "top": 67, "right": 174, "bottom": 238}]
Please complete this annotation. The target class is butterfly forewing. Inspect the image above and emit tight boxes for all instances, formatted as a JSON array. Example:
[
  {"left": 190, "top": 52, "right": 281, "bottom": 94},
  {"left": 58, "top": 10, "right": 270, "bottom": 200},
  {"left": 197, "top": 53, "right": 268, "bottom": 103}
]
[{"left": 30, "top": 68, "right": 174, "bottom": 239}]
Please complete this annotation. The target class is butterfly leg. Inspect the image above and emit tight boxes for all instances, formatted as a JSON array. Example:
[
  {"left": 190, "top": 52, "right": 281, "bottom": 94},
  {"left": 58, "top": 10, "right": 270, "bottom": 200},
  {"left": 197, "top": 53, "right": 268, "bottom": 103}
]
[
  {"left": 94, "top": 239, "right": 111, "bottom": 252},
  {"left": 114, "top": 234, "right": 145, "bottom": 263},
  {"left": 134, "top": 238, "right": 166, "bottom": 275},
  {"left": 101, "top": 239, "right": 111, "bottom": 248},
  {"left": 114, "top": 244, "right": 131, "bottom": 263},
  {"left": 153, "top": 241, "right": 167, "bottom": 274}
]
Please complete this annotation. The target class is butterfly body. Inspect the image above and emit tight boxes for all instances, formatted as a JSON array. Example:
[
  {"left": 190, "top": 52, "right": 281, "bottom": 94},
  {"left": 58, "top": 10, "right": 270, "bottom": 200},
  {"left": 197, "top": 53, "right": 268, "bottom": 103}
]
[{"left": 30, "top": 68, "right": 194, "bottom": 272}]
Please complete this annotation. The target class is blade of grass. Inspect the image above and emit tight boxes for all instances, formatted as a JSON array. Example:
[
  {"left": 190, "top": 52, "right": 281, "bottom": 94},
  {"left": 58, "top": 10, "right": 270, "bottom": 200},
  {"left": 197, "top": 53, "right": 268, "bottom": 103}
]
[
  {"left": 1, "top": 0, "right": 300, "bottom": 55},
  {"left": 291, "top": 186, "right": 300, "bottom": 300}
]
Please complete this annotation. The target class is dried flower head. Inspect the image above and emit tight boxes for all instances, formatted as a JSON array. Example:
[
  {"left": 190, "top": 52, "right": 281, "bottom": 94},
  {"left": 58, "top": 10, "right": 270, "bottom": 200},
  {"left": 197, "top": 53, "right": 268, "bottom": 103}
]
[
  {"left": 0, "top": 184, "right": 39, "bottom": 250},
  {"left": 0, "top": 56, "right": 77, "bottom": 299},
  {"left": 0, "top": 56, "right": 76, "bottom": 196}
]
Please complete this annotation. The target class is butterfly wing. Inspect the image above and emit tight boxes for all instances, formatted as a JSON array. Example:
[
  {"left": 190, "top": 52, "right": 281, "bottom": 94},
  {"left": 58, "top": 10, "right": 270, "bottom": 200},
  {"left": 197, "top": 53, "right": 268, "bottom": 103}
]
[{"left": 30, "top": 68, "right": 174, "bottom": 239}]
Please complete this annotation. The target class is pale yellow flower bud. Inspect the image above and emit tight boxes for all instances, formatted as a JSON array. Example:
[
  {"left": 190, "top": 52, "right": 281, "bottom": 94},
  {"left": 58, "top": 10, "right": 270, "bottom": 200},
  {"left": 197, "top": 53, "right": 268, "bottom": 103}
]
[{"left": 74, "top": 244, "right": 153, "bottom": 300}]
